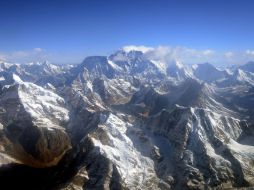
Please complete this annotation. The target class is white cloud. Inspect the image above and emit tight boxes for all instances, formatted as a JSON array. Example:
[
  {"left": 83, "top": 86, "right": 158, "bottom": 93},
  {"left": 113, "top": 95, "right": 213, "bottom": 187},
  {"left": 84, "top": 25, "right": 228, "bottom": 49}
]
[
  {"left": 0, "top": 54, "right": 7, "bottom": 61},
  {"left": 0, "top": 48, "right": 88, "bottom": 64},
  {"left": 33, "top": 48, "right": 43, "bottom": 52},
  {"left": 203, "top": 50, "right": 215, "bottom": 56},
  {"left": 144, "top": 46, "right": 217, "bottom": 65},
  {"left": 246, "top": 49, "right": 254, "bottom": 56},
  {"left": 224, "top": 51, "right": 234, "bottom": 58},
  {"left": 138, "top": 45, "right": 254, "bottom": 66},
  {"left": 0, "top": 48, "right": 47, "bottom": 63},
  {"left": 122, "top": 45, "right": 154, "bottom": 53}
]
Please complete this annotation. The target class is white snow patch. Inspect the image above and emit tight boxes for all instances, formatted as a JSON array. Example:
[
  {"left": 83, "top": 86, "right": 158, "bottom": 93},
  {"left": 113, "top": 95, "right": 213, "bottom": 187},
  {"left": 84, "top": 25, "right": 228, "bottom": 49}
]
[
  {"left": 150, "top": 60, "right": 167, "bottom": 74},
  {"left": 107, "top": 59, "right": 123, "bottom": 71},
  {"left": 0, "top": 76, "right": 5, "bottom": 81},
  {"left": 12, "top": 74, "right": 23, "bottom": 84},
  {"left": 86, "top": 81, "right": 93, "bottom": 92}
]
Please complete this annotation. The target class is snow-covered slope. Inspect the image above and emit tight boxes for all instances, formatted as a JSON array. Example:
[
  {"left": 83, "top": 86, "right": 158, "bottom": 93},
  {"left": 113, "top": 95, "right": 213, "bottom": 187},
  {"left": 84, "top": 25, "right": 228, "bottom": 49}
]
[
  {"left": 217, "top": 69, "right": 254, "bottom": 87},
  {"left": 0, "top": 74, "right": 70, "bottom": 167}
]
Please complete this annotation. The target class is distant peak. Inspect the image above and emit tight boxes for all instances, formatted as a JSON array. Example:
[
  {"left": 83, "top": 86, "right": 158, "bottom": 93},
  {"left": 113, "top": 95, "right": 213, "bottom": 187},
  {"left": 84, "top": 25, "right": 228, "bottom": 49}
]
[
  {"left": 245, "top": 61, "right": 254, "bottom": 65},
  {"left": 199, "top": 62, "right": 214, "bottom": 67},
  {"left": 27, "top": 60, "right": 51, "bottom": 66},
  {"left": 193, "top": 62, "right": 218, "bottom": 70}
]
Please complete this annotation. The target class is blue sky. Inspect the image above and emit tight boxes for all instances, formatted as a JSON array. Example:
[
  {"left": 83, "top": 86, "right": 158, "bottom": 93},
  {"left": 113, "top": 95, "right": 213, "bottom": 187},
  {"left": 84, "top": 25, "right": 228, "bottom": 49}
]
[{"left": 0, "top": 0, "right": 254, "bottom": 64}]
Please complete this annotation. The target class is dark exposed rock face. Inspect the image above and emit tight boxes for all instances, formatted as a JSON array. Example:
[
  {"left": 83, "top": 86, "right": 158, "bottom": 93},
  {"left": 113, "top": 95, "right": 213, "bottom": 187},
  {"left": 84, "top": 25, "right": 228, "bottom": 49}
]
[
  {"left": 14, "top": 123, "right": 41, "bottom": 158},
  {"left": 0, "top": 51, "right": 254, "bottom": 189}
]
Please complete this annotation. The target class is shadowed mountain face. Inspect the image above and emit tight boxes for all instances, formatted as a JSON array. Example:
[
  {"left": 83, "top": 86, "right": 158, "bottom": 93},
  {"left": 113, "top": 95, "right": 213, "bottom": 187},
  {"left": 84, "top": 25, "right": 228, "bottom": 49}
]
[
  {"left": 192, "top": 63, "right": 227, "bottom": 83},
  {"left": 0, "top": 50, "right": 254, "bottom": 189},
  {"left": 240, "top": 61, "right": 254, "bottom": 73}
]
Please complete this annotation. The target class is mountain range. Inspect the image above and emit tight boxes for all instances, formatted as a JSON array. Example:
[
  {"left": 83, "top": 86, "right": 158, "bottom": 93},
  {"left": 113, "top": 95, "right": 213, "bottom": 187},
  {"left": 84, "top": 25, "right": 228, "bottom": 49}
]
[{"left": 0, "top": 48, "right": 254, "bottom": 189}]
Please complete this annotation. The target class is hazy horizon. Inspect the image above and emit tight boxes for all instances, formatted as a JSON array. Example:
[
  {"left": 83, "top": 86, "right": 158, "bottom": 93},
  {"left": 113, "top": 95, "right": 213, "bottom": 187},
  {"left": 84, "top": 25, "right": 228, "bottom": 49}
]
[{"left": 1, "top": 0, "right": 254, "bottom": 64}]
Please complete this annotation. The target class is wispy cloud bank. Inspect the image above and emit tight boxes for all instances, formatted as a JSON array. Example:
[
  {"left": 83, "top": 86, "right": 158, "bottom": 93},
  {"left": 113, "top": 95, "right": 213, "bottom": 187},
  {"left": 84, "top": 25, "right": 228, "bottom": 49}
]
[
  {"left": 122, "top": 45, "right": 154, "bottom": 53},
  {"left": 246, "top": 50, "right": 254, "bottom": 56},
  {"left": 0, "top": 48, "right": 85, "bottom": 64},
  {"left": 125, "top": 45, "right": 254, "bottom": 66},
  {"left": 144, "top": 46, "right": 215, "bottom": 64},
  {"left": 0, "top": 48, "right": 47, "bottom": 63},
  {"left": 1, "top": 45, "right": 254, "bottom": 65}
]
